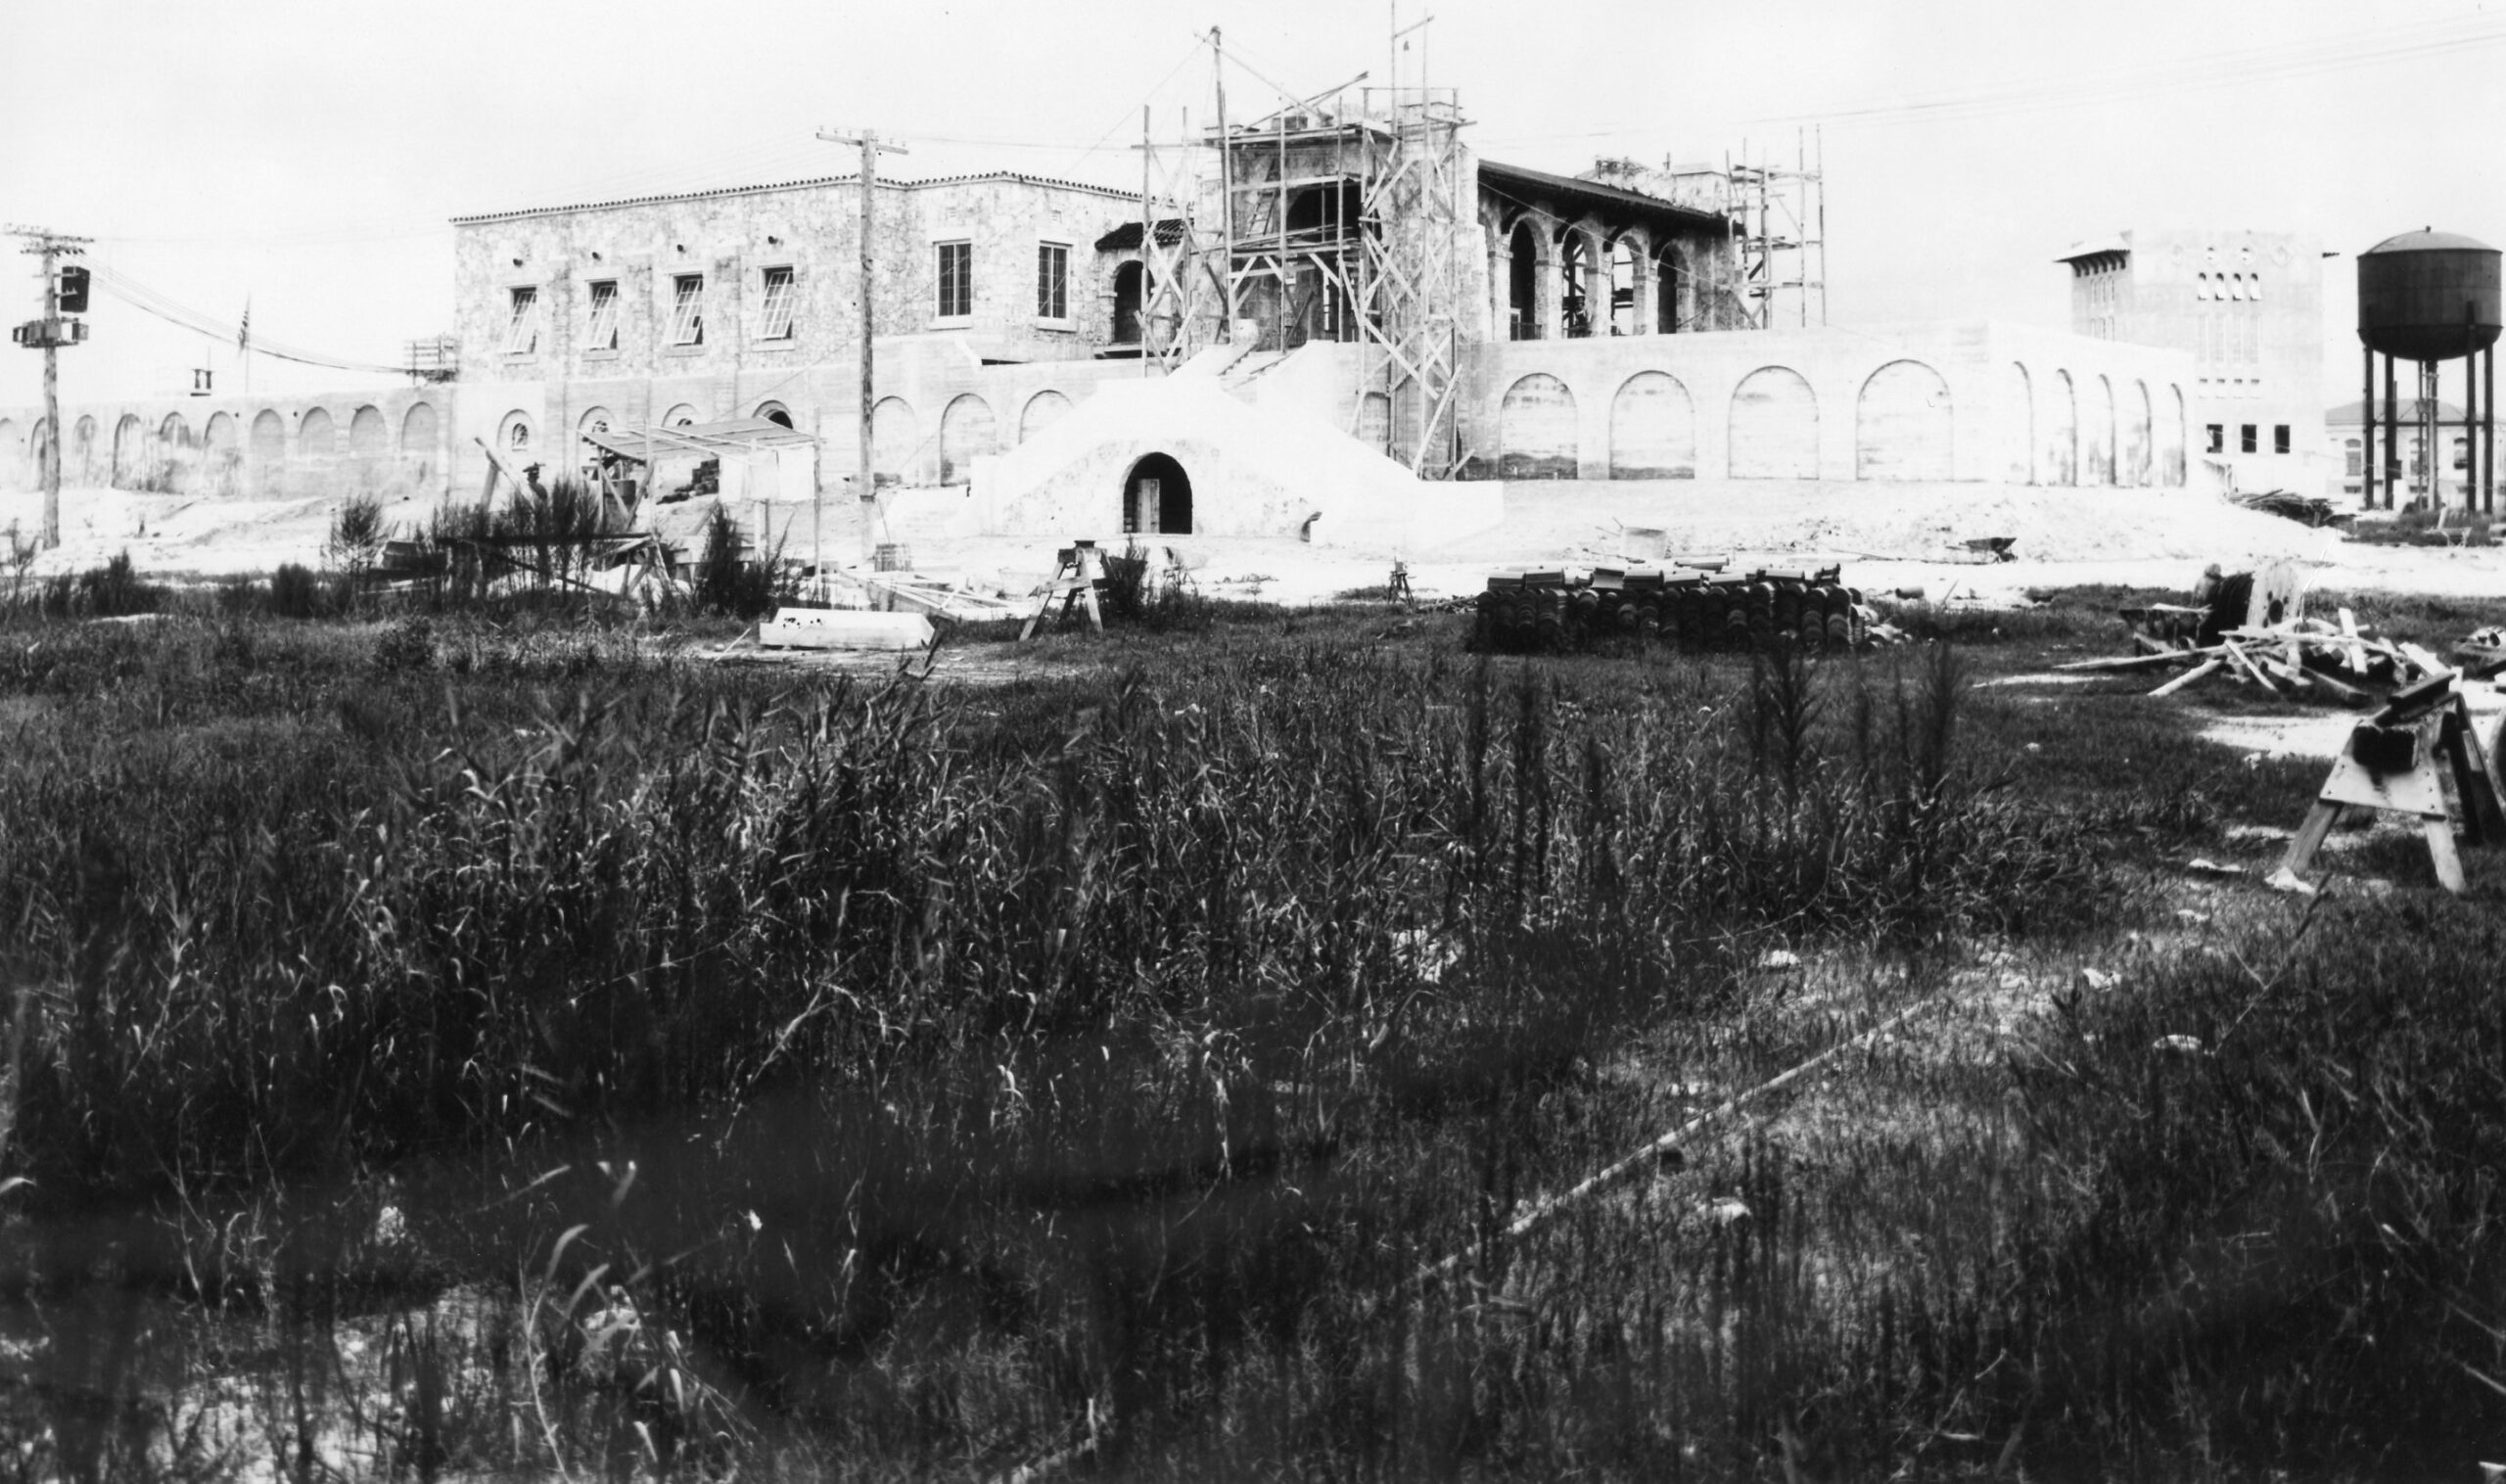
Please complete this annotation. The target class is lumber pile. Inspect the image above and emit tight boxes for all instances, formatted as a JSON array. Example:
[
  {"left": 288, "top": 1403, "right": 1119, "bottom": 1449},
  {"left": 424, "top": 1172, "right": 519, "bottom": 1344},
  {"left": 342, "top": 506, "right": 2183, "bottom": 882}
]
[
  {"left": 2232, "top": 488, "right": 2350, "bottom": 529},
  {"left": 1474, "top": 563, "right": 1899, "bottom": 655},
  {"left": 2055, "top": 606, "right": 2443, "bottom": 706}
]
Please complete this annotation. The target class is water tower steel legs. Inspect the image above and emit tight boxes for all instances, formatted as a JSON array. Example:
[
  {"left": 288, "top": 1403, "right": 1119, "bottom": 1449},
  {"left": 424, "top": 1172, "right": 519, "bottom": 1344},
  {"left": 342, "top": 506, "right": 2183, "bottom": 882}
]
[
  {"left": 2363, "top": 344, "right": 2378, "bottom": 509},
  {"left": 2385, "top": 354, "right": 2400, "bottom": 508},
  {"left": 2486, "top": 344, "right": 2496, "bottom": 513}
]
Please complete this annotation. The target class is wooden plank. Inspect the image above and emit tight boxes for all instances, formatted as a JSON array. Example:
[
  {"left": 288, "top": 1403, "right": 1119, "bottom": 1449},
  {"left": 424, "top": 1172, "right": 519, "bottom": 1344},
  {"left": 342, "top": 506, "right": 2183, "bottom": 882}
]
[
  {"left": 2398, "top": 641, "right": 2451, "bottom": 680},
  {"left": 2054, "top": 649, "right": 2208, "bottom": 673},
  {"left": 2150, "top": 658, "right": 2224, "bottom": 697},
  {"left": 2221, "top": 640, "right": 2283, "bottom": 693},
  {"left": 2279, "top": 799, "right": 2342, "bottom": 880}
]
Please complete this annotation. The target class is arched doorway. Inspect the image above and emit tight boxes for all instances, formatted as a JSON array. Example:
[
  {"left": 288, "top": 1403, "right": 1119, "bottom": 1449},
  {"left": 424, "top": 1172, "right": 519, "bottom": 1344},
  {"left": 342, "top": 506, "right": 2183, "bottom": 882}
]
[
  {"left": 1113, "top": 261, "right": 1147, "bottom": 346},
  {"left": 1121, "top": 451, "right": 1191, "bottom": 535},
  {"left": 754, "top": 400, "right": 794, "bottom": 429}
]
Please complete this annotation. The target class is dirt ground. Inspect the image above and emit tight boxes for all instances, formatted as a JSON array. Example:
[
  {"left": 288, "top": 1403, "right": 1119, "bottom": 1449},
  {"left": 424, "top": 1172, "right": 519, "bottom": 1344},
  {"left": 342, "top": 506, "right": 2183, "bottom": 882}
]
[{"left": 5, "top": 477, "right": 2498, "bottom": 610}]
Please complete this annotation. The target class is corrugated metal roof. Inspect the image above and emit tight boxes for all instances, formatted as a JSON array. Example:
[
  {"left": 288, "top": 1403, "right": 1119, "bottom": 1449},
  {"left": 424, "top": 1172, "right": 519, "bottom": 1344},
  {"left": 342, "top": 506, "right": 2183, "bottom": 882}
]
[
  {"left": 1477, "top": 160, "right": 1728, "bottom": 233},
  {"left": 451, "top": 169, "right": 1136, "bottom": 227}
]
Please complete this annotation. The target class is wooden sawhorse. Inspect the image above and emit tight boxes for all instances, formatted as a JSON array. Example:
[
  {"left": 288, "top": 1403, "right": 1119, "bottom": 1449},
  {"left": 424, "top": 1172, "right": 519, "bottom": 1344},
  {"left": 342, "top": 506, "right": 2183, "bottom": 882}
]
[
  {"left": 2281, "top": 675, "right": 2506, "bottom": 894},
  {"left": 1018, "top": 542, "right": 1107, "bottom": 642}
]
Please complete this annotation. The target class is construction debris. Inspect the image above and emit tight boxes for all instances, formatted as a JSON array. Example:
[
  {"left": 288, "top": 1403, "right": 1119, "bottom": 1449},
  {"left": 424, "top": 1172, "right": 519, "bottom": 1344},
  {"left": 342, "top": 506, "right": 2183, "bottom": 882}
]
[
  {"left": 2278, "top": 672, "right": 2506, "bottom": 895},
  {"left": 2233, "top": 489, "right": 2350, "bottom": 529},
  {"left": 1473, "top": 563, "right": 1890, "bottom": 654},
  {"left": 758, "top": 608, "right": 936, "bottom": 651}
]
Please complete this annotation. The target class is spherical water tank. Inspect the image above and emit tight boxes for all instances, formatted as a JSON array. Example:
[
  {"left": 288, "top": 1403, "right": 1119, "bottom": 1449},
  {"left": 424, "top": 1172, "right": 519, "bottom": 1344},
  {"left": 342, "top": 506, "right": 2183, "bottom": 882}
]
[{"left": 2357, "top": 229, "right": 2502, "bottom": 362}]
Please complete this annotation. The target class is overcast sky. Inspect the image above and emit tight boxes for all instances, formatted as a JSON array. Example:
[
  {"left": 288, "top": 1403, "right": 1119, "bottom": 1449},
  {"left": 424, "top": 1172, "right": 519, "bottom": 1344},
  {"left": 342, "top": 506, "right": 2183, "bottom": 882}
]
[{"left": 4, "top": 0, "right": 2502, "bottom": 411}]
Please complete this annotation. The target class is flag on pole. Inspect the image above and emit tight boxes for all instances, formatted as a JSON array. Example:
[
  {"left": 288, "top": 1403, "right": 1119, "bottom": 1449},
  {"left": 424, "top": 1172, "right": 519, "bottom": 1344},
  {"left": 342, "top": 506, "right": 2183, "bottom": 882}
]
[{"left": 237, "top": 299, "right": 251, "bottom": 351}]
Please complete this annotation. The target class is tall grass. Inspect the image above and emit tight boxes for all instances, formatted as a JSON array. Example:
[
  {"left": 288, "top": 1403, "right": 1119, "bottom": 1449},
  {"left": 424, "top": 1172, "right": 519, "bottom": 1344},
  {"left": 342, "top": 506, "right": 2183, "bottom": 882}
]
[{"left": 0, "top": 613, "right": 2130, "bottom": 1477}]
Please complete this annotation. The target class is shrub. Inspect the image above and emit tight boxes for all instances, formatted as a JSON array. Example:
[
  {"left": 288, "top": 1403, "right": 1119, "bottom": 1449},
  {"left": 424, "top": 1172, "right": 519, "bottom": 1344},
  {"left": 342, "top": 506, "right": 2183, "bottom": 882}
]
[
  {"left": 692, "top": 502, "right": 784, "bottom": 619},
  {"left": 269, "top": 562, "right": 327, "bottom": 620}
]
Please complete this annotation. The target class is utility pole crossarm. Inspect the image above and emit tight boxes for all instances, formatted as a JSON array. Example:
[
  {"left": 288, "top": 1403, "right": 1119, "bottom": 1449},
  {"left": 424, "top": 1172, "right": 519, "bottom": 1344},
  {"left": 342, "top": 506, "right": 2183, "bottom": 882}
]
[{"left": 814, "top": 129, "right": 908, "bottom": 569}]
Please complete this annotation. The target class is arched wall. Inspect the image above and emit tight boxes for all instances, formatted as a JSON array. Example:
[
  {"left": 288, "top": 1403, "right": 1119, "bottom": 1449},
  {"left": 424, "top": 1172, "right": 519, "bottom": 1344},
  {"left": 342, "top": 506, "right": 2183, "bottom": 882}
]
[
  {"left": 112, "top": 414, "right": 149, "bottom": 488},
  {"left": 1729, "top": 367, "right": 1818, "bottom": 480},
  {"left": 870, "top": 396, "right": 918, "bottom": 483},
  {"left": 938, "top": 394, "right": 995, "bottom": 484},
  {"left": 400, "top": 402, "right": 439, "bottom": 487},
  {"left": 1357, "top": 392, "right": 1391, "bottom": 450},
  {"left": 2004, "top": 363, "right": 2035, "bottom": 484},
  {"left": 1854, "top": 359, "right": 1953, "bottom": 482},
  {"left": 2081, "top": 375, "right": 2115, "bottom": 486},
  {"left": 1498, "top": 373, "right": 1577, "bottom": 479},
  {"left": 1019, "top": 390, "right": 1072, "bottom": 443},
  {"left": 2042, "top": 371, "right": 2078, "bottom": 487},
  {"left": 2122, "top": 382, "right": 2153, "bottom": 487},
  {"left": 2161, "top": 386, "right": 2187, "bottom": 487},
  {"left": 1608, "top": 371, "right": 1695, "bottom": 479},
  {"left": 250, "top": 410, "right": 287, "bottom": 494}
]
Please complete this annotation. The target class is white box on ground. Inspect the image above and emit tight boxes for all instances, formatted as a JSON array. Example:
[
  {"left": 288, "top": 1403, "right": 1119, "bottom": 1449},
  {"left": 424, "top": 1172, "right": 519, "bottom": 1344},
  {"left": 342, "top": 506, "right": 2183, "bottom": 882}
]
[{"left": 758, "top": 608, "right": 934, "bottom": 651}]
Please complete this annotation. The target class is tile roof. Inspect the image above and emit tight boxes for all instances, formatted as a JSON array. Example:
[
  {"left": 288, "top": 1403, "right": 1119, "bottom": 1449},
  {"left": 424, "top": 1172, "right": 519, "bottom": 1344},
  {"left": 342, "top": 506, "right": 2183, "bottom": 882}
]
[{"left": 450, "top": 170, "right": 1135, "bottom": 226}]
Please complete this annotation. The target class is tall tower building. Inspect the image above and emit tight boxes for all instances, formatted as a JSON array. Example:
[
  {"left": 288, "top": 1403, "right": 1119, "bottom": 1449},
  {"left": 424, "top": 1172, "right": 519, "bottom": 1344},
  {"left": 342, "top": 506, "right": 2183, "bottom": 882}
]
[{"left": 2057, "top": 229, "right": 2324, "bottom": 489}]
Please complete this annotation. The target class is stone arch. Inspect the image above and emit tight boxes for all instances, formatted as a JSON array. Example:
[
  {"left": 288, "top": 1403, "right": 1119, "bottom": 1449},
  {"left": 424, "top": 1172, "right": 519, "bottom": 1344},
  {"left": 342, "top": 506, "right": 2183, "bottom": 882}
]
[
  {"left": 249, "top": 410, "right": 286, "bottom": 494},
  {"left": 1609, "top": 371, "right": 1695, "bottom": 480},
  {"left": 2081, "top": 375, "right": 2115, "bottom": 486},
  {"left": 1505, "top": 218, "right": 1542, "bottom": 341},
  {"left": 203, "top": 411, "right": 240, "bottom": 497},
  {"left": 1497, "top": 373, "right": 1578, "bottom": 480},
  {"left": 1654, "top": 242, "right": 1688, "bottom": 334},
  {"left": 2160, "top": 386, "right": 2187, "bottom": 487},
  {"left": 72, "top": 416, "right": 98, "bottom": 484},
  {"left": 2004, "top": 363, "right": 2035, "bottom": 484},
  {"left": 1357, "top": 392, "right": 1391, "bottom": 450},
  {"left": 1121, "top": 450, "right": 1192, "bottom": 535},
  {"left": 29, "top": 419, "right": 50, "bottom": 488},
  {"left": 399, "top": 402, "right": 438, "bottom": 483},
  {"left": 1555, "top": 221, "right": 1601, "bottom": 338},
  {"left": 0, "top": 419, "right": 16, "bottom": 491},
  {"left": 496, "top": 410, "right": 534, "bottom": 461},
  {"left": 870, "top": 396, "right": 918, "bottom": 484},
  {"left": 575, "top": 406, "right": 615, "bottom": 463},
  {"left": 299, "top": 406, "right": 336, "bottom": 460},
  {"left": 349, "top": 405, "right": 387, "bottom": 459},
  {"left": 112, "top": 414, "right": 149, "bottom": 488},
  {"left": 1604, "top": 229, "right": 1644, "bottom": 337},
  {"left": 1854, "top": 359, "right": 1954, "bottom": 482},
  {"left": 1729, "top": 367, "right": 1819, "bottom": 480},
  {"left": 2122, "top": 381, "right": 2153, "bottom": 487},
  {"left": 1018, "top": 390, "right": 1072, "bottom": 443},
  {"left": 752, "top": 399, "right": 793, "bottom": 428},
  {"left": 938, "top": 394, "right": 995, "bottom": 485},
  {"left": 2042, "top": 371, "right": 2078, "bottom": 486},
  {"left": 159, "top": 412, "right": 192, "bottom": 447}
]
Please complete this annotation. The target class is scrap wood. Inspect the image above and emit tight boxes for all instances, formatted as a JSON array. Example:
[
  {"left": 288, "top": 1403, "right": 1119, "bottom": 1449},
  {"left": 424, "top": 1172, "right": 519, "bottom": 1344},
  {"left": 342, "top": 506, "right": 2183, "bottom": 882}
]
[
  {"left": 2220, "top": 640, "right": 2284, "bottom": 693},
  {"left": 2150, "top": 658, "right": 2225, "bottom": 697},
  {"left": 2055, "top": 649, "right": 2204, "bottom": 673}
]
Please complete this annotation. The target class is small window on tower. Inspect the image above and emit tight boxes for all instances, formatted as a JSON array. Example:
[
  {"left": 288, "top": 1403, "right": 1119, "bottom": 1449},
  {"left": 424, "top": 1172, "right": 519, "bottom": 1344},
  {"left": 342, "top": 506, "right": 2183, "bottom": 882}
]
[
  {"left": 2274, "top": 425, "right": 2291, "bottom": 455},
  {"left": 2240, "top": 424, "right": 2258, "bottom": 454},
  {"left": 503, "top": 287, "right": 539, "bottom": 354}
]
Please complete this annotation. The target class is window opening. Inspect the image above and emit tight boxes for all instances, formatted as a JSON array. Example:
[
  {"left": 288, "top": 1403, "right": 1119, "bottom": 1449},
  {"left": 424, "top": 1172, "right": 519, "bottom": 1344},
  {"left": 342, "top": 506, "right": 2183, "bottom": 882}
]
[
  {"left": 1112, "top": 260, "right": 1146, "bottom": 345},
  {"left": 503, "top": 287, "right": 539, "bottom": 354},
  {"left": 2240, "top": 424, "right": 2257, "bottom": 454},
  {"left": 2344, "top": 439, "right": 2362, "bottom": 476},
  {"left": 1507, "top": 221, "right": 1539, "bottom": 341},
  {"left": 670, "top": 274, "right": 706, "bottom": 346},
  {"left": 758, "top": 266, "right": 796, "bottom": 341},
  {"left": 1558, "top": 233, "right": 1592, "bottom": 338},
  {"left": 935, "top": 241, "right": 972, "bottom": 319},
  {"left": 1037, "top": 243, "right": 1068, "bottom": 320},
  {"left": 2205, "top": 424, "right": 2225, "bottom": 454},
  {"left": 1607, "top": 238, "right": 1638, "bottom": 337},
  {"left": 2273, "top": 425, "right": 2291, "bottom": 455},
  {"left": 585, "top": 280, "right": 619, "bottom": 351}
]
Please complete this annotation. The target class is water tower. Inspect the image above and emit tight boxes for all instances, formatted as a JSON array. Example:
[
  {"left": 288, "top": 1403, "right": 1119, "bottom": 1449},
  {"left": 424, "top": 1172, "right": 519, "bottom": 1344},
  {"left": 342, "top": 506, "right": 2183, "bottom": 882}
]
[{"left": 2357, "top": 228, "right": 2500, "bottom": 511}]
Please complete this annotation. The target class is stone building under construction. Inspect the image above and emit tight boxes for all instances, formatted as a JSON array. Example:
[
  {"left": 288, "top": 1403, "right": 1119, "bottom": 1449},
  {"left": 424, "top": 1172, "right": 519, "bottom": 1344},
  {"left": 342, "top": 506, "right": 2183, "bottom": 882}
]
[{"left": 1, "top": 82, "right": 2195, "bottom": 547}]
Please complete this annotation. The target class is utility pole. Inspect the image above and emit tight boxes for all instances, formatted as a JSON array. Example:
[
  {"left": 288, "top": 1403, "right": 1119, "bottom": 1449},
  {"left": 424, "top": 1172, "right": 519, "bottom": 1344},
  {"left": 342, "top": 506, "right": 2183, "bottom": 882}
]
[
  {"left": 815, "top": 127, "right": 907, "bottom": 567},
  {"left": 8, "top": 225, "right": 91, "bottom": 550}
]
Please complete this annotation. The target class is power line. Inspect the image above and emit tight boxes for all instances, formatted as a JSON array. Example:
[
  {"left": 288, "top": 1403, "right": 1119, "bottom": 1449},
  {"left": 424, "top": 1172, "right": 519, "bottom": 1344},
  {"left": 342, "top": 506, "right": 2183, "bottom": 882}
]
[{"left": 88, "top": 264, "right": 404, "bottom": 376}]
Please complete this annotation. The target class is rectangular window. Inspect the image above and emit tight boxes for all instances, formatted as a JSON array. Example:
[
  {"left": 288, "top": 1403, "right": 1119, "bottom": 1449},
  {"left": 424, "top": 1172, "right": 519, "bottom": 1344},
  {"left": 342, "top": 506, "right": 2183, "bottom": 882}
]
[
  {"left": 2206, "top": 424, "right": 2225, "bottom": 454},
  {"left": 935, "top": 241, "right": 971, "bottom": 319},
  {"left": 2345, "top": 440, "right": 2362, "bottom": 476},
  {"left": 2240, "top": 424, "right": 2258, "bottom": 454},
  {"left": 1037, "top": 243, "right": 1069, "bottom": 320},
  {"left": 670, "top": 274, "right": 706, "bottom": 346},
  {"left": 503, "top": 286, "right": 538, "bottom": 354},
  {"left": 585, "top": 280, "right": 619, "bottom": 351},
  {"left": 2273, "top": 425, "right": 2291, "bottom": 455},
  {"left": 758, "top": 266, "right": 796, "bottom": 341}
]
